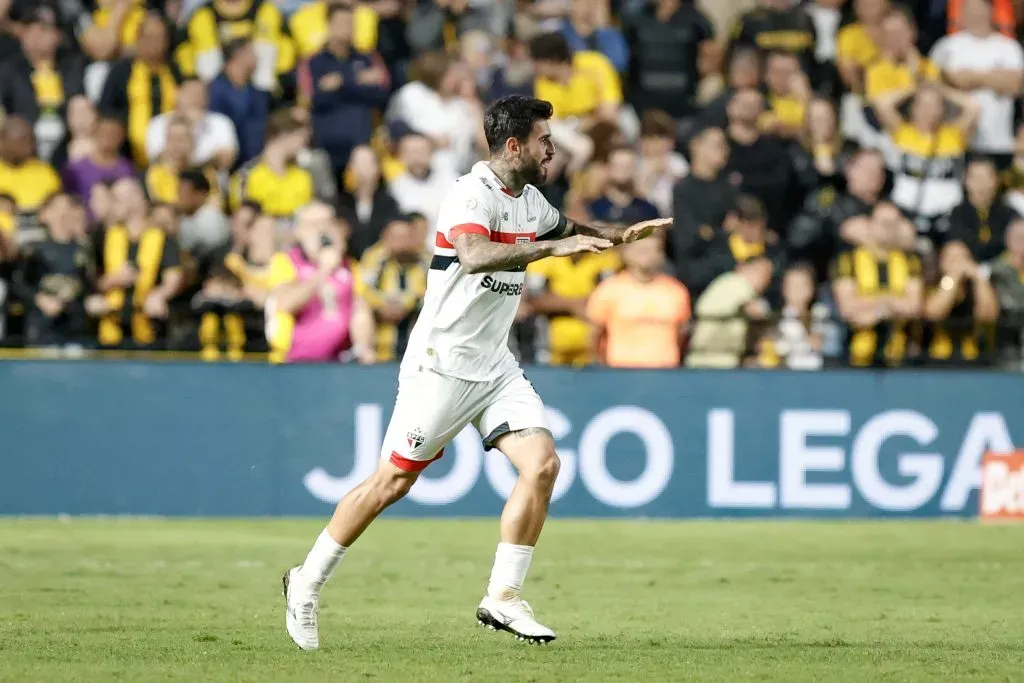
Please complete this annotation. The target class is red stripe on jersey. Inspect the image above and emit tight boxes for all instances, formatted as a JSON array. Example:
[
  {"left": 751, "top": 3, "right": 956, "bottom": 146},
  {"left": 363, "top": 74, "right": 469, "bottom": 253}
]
[
  {"left": 490, "top": 231, "right": 536, "bottom": 244},
  {"left": 499, "top": 186, "right": 518, "bottom": 197},
  {"left": 435, "top": 232, "right": 454, "bottom": 249},
  {"left": 449, "top": 223, "right": 490, "bottom": 241},
  {"left": 389, "top": 449, "right": 445, "bottom": 472}
]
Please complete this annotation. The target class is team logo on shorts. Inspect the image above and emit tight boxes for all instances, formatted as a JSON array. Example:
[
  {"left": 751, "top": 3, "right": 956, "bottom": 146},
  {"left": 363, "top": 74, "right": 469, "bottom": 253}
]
[
  {"left": 406, "top": 428, "right": 426, "bottom": 451},
  {"left": 516, "top": 236, "right": 530, "bottom": 245}
]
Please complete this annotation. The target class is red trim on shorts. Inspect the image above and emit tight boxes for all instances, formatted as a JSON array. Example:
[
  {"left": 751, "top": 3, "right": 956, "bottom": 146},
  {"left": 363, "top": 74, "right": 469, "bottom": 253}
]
[
  {"left": 389, "top": 449, "right": 445, "bottom": 472},
  {"left": 490, "top": 231, "right": 536, "bottom": 244},
  {"left": 449, "top": 223, "right": 490, "bottom": 240},
  {"left": 435, "top": 232, "right": 455, "bottom": 249}
]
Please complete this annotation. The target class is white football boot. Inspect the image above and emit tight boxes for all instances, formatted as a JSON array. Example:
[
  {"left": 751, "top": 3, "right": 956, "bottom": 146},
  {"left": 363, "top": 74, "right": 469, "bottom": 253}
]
[
  {"left": 476, "top": 595, "right": 557, "bottom": 644},
  {"left": 282, "top": 566, "right": 320, "bottom": 651}
]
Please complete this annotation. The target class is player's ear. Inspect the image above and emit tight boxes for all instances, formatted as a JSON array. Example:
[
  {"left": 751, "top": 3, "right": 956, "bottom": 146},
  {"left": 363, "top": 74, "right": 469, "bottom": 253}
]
[{"left": 505, "top": 136, "right": 520, "bottom": 156}]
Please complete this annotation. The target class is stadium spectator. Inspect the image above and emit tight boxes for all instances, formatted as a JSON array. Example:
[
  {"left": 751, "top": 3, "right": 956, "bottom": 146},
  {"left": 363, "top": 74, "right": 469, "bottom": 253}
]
[
  {"left": 146, "top": 79, "right": 238, "bottom": 173},
  {"left": 310, "top": 4, "right": 391, "bottom": 176},
  {"left": 789, "top": 148, "right": 887, "bottom": 280},
  {"left": 560, "top": 0, "right": 628, "bottom": 74},
  {"left": 588, "top": 146, "right": 660, "bottom": 225},
  {"left": 359, "top": 216, "right": 428, "bottom": 363},
  {"left": 794, "top": 96, "right": 850, "bottom": 193},
  {"left": 289, "top": 0, "right": 382, "bottom": 64},
  {"left": 836, "top": 0, "right": 888, "bottom": 96},
  {"left": 672, "top": 125, "right": 735, "bottom": 295},
  {"left": 194, "top": 213, "right": 276, "bottom": 358},
  {"left": 865, "top": 7, "right": 940, "bottom": 103},
  {"left": 698, "top": 46, "right": 762, "bottom": 132},
  {"left": 929, "top": 0, "right": 1024, "bottom": 166},
  {"left": 873, "top": 82, "right": 980, "bottom": 245},
  {"left": 948, "top": 158, "right": 1018, "bottom": 263},
  {"left": 762, "top": 51, "right": 812, "bottom": 141},
  {"left": 686, "top": 257, "right": 773, "bottom": 369},
  {"left": 98, "top": 12, "right": 179, "bottom": 166},
  {"left": 63, "top": 96, "right": 100, "bottom": 165},
  {"left": 0, "top": 117, "right": 62, "bottom": 241},
  {"left": 758, "top": 263, "right": 830, "bottom": 370},
  {"left": 529, "top": 31, "right": 621, "bottom": 168},
  {"left": 144, "top": 116, "right": 220, "bottom": 209},
  {"left": 15, "top": 194, "right": 92, "bottom": 349},
  {"left": 922, "top": 239, "right": 999, "bottom": 366},
  {"left": 831, "top": 202, "right": 924, "bottom": 368},
  {"left": 80, "top": 0, "right": 148, "bottom": 63},
  {"left": 406, "top": 0, "right": 496, "bottom": 56},
  {"left": 61, "top": 116, "right": 134, "bottom": 209},
  {"left": 230, "top": 109, "right": 315, "bottom": 225},
  {"left": 587, "top": 234, "right": 689, "bottom": 368},
  {"left": 177, "top": 169, "right": 230, "bottom": 266},
  {"left": 386, "top": 132, "right": 457, "bottom": 229},
  {"left": 265, "top": 202, "right": 374, "bottom": 364},
  {"left": 184, "top": 0, "right": 286, "bottom": 91},
  {"left": 385, "top": 52, "right": 482, "bottom": 179},
  {"left": 91, "top": 176, "right": 184, "bottom": 349},
  {"left": 728, "top": 0, "right": 818, "bottom": 86},
  {"left": 636, "top": 110, "right": 689, "bottom": 218},
  {"left": 805, "top": 0, "right": 844, "bottom": 66},
  {"left": 207, "top": 39, "right": 271, "bottom": 170},
  {"left": 621, "top": 0, "right": 713, "bottom": 123},
  {"left": 336, "top": 145, "right": 400, "bottom": 260},
  {"left": 0, "top": 6, "right": 85, "bottom": 164},
  {"left": 525, "top": 242, "right": 620, "bottom": 367},
  {"left": 991, "top": 217, "right": 1024, "bottom": 368},
  {"left": 723, "top": 88, "right": 794, "bottom": 235}
]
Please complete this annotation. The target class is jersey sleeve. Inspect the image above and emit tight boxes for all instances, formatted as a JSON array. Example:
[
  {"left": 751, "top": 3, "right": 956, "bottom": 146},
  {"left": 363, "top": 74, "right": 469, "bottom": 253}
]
[
  {"left": 533, "top": 190, "right": 567, "bottom": 241},
  {"left": 435, "top": 180, "right": 492, "bottom": 244}
]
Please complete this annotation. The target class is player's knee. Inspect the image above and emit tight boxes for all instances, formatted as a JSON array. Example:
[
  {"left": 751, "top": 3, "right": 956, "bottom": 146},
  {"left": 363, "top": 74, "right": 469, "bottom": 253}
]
[
  {"left": 522, "top": 448, "right": 560, "bottom": 491},
  {"left": 372, "top": 467, "right": 416, "bottom": 506}
]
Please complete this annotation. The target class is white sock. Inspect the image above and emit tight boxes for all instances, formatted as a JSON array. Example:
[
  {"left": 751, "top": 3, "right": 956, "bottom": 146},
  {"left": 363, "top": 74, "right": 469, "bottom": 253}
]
[
  {"left": 486, "top": 542, "right": 534, "bottom": 601},
  {"left": 299, "top": 529, "right": 347, "bottom": 588}
]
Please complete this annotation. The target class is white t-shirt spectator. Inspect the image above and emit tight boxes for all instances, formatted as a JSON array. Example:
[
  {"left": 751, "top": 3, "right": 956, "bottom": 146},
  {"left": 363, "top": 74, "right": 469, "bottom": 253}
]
[
  {"left": 385, "top": 81, "right": 480, "bottom": 178},
  {"left": 930, "top": 31, "right": 1024, "bottom": 154},
  {"left": 146, "top": 112, "right": 239, "bottom": 167},
  {"left": 388, "top": 168, "right": 458, "bottom": 233}
]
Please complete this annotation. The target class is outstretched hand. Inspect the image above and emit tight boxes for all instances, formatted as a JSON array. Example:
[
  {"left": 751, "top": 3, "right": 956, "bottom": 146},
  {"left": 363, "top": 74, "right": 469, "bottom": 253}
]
[
  {"left": 551, "top": 234, "right": 615, "bottom": 257},
  {"left": 622, "top": 218, "right": 673, "bottom": 243}
]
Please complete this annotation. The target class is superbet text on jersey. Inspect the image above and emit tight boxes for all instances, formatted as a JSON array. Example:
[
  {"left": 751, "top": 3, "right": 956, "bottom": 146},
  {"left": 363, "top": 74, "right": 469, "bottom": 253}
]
[{"left": 400, "top": 161, "right": 565, "bottom": 383}]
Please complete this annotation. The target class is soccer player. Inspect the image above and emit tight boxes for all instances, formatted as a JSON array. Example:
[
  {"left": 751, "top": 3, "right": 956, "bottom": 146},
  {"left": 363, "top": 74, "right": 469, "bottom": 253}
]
[{"left": 283, "top": 95, "right": 671, "bottom": 648}]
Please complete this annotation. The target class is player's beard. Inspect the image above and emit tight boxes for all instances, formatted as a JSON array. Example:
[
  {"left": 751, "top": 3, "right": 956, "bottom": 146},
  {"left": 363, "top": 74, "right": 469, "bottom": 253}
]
[{"left": 519, "top": 154, "right": 546, "bottom": 187}]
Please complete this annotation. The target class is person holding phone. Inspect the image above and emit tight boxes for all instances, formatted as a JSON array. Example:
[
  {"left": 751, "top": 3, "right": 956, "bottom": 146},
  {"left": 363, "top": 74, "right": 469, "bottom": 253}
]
[{"left": 265, "top": 201, "right": 374, "bottom": 364}]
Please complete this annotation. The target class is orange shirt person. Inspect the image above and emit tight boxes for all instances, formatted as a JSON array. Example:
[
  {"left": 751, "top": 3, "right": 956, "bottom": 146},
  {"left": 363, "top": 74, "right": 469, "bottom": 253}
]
[{"left": 586, "top": 236, "right": 691, "bottom": 368}]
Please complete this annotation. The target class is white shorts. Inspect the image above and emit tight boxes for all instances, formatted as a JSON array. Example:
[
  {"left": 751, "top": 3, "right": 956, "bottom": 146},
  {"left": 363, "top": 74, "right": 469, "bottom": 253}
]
[{"left": 382, "top": 365, "right": 547, "bottom": 472}]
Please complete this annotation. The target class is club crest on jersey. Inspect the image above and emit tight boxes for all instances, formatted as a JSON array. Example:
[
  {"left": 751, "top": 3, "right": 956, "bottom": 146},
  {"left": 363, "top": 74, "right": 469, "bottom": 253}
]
[{"left": 406, "top": 428, "right": 426, "bottom": 451}]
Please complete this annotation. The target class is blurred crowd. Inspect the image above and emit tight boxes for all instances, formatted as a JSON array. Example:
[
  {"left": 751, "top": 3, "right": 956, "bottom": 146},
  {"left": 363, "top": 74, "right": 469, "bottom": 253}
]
[{"left": 1, "top": 0, "right": 1024, "bottom": 370}]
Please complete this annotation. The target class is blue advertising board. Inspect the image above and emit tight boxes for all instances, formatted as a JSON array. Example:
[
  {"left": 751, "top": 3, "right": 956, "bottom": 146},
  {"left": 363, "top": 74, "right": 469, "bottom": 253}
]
[{"left": 1, "top": 361, "right": 1020, "bottom": 518}]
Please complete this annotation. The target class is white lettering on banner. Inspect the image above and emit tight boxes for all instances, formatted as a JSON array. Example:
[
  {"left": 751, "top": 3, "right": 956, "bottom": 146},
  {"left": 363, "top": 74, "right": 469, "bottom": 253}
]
[
  {"left": 302, "top": 403, "right": 674, "bottom": 508},
  {"left": 304, "top": 404, "right": 382, "bottom": 503},
  {"left": 851, "top": 410, "right": 942, "bottom": 511},
  {"left": 485, "top": 407, "right": 576, "bottom": 503},
  {"left": 780, "top": 410, "right": 851, "bottom": 509},
  {"left": 707, "top": 409, "right": 777, "bottom": 507},
  {"left": 940, "top": 413, "right": 1013, "bottom": 511},
  {"left": 708, "top": 408, "right": 1013, "bottom": 512},
  {"left": 578, "top": 406, "right": 674, "bottom": 507}
]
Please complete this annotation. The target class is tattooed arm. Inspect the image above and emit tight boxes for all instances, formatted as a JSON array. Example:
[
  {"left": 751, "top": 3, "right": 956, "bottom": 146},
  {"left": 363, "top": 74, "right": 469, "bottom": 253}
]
[
  {"left": 453, "top": 232, "right": 614, "bottom": 274},
  {"left": 565, "top": 217, "right": 674, "bottom": 245}
]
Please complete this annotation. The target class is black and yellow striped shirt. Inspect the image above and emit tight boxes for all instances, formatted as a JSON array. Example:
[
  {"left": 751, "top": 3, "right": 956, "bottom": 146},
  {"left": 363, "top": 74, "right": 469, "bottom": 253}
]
[{"left": 832, "top": 247, "right": 921, "bottom": 367}]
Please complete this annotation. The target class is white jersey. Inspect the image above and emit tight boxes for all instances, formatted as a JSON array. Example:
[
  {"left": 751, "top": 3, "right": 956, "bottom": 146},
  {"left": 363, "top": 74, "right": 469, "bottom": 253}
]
[{"left": 401, "top": 161, "right": 565, "bottom": 382}]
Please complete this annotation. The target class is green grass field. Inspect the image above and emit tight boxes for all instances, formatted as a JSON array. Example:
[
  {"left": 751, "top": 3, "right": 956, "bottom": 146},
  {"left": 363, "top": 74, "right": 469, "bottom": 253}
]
[{"left": 1, "top": 518, "right": 1022, "bottom": 683}]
